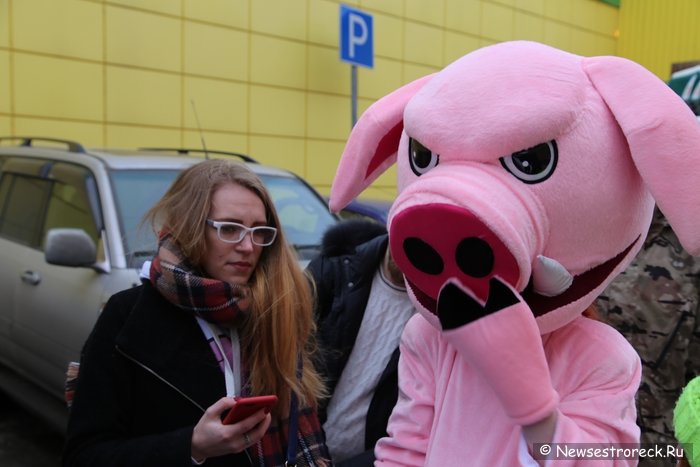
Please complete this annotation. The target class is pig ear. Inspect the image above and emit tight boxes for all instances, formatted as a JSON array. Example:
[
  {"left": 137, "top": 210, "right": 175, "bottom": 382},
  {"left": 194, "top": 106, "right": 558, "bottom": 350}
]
[
  {"left": 584, "top": 56, "right": 700, "bottom": 255},
  {"left": 329, "top": 74, "right": 434, "bottom": 212}
]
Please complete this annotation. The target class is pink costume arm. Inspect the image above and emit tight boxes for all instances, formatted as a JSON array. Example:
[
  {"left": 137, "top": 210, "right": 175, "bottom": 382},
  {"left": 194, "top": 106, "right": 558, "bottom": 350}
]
[{"left": 375, "top": 315, "right": 436, "bottom": 466}]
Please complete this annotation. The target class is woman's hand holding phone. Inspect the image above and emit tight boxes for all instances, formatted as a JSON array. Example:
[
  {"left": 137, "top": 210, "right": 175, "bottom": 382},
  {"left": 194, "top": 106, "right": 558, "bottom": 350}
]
[{"left": 191, "top": 396, "right": 273, "bottom": 462}]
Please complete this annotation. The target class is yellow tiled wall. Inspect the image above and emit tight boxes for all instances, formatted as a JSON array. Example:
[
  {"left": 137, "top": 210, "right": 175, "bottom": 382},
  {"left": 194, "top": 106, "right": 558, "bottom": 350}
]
[
  {"left": 0, "top": 0, "right": 661, "bottom": 201},
  {"left": 618, "top": 0, "right": 700, "bottom": 80}
]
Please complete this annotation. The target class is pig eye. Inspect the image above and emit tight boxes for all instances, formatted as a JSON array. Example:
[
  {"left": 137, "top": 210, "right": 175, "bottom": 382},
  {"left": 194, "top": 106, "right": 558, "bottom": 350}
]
[
  {"left": 500, "top": 141, "right": 557, "bottom": 184},
  {"left": 409, "top": 138, "right": 439, "bottom": 176}
]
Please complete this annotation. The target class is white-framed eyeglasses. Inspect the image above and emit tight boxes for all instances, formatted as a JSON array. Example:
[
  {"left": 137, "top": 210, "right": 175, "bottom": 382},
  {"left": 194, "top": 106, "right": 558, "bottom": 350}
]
[{"left": 206, "top": 219, "right": 278, "bottom": 246}]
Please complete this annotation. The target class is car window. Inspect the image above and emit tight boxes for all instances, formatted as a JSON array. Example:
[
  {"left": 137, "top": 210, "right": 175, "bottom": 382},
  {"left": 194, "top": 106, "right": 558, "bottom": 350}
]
[
  {"left": 110, "top": 169, "right": 183, "bottom": 266},
  {"left": 43, "top": 163, "right": 100, "bottom": 246},
  {"left": 0, "top": 160, "right": 101, "bottom": 250},
  {"left": 258, "top": 174, "right": 338, "bottom": 257},
  {"left": 0, "top": 174, "right": 51, "bottom": 247}
]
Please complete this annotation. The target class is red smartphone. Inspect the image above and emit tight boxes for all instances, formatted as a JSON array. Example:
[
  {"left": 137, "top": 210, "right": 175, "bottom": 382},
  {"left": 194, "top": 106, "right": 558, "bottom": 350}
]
[{"left": 222, "top": 395, "right": 278, "bottom": 425}]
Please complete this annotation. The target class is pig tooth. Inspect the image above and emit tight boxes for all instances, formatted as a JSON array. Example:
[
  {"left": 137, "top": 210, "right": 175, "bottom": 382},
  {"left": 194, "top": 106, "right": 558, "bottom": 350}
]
[{"left": 532, "top": 255, "right": 573, "bottom": 297}]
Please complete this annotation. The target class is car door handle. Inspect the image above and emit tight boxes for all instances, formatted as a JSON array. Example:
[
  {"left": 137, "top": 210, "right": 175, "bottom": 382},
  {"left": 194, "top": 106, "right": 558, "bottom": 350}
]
[{"left": 21, "top": 270, "right": 41, "bottom": 285}]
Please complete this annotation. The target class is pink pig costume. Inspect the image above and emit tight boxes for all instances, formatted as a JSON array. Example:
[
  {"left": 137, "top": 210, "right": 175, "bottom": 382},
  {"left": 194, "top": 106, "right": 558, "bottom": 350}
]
[{"left": 329, "top": 42, "right": 700, "bottom": 466}]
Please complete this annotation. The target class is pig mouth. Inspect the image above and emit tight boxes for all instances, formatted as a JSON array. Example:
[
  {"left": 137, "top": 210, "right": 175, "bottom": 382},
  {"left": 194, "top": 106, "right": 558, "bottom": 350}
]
[{"left": 406, "top": 238, "right": 639, "bottom": 317}]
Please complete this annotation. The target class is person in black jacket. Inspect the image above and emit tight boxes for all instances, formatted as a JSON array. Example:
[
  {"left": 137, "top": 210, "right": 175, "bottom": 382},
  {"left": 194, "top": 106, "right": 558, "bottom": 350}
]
[
  {"left": 307, "top": 218, "right": 416, "bottom": 467},
  {"left": 64, "top": 159, "right": 329, "bottom": 467}
]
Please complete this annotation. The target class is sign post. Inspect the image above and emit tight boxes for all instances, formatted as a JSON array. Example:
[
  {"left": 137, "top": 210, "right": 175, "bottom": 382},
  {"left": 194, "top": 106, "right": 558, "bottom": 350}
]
[{"left": 340, "top": 5, "right": 374, "bottom": 127}]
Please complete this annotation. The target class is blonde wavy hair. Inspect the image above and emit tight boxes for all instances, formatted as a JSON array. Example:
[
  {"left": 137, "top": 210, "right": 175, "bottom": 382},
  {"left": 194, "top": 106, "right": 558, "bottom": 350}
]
[{"left": 144, "top": 158, "right": 325, "bottom": 416}]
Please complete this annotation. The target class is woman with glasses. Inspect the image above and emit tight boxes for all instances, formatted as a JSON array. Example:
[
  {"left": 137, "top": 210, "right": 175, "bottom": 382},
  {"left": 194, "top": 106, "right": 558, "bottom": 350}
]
[{"left": 64, "top": 159, "right": 330, "bottom": 467}]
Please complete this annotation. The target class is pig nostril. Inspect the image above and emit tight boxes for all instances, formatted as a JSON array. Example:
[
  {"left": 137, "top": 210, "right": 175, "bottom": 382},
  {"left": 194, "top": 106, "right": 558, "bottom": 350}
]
[
  {"left": 456, "top": 237, "right": 494, "bottom": 278},
  {"left": 403, "top": 237, "right": 444, "bottom": 275}
]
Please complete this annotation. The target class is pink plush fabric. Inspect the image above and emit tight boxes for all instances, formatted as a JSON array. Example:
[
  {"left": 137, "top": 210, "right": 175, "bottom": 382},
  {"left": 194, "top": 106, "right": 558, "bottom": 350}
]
[
  {"left": 441, "top": 280, "right": 560, "bottom": 426},
  {"left": 376, "top": 315, "right": 641, "bottom": 466},
  {"left": 329, "top": 41, "right": 700, "bottom": 465}
]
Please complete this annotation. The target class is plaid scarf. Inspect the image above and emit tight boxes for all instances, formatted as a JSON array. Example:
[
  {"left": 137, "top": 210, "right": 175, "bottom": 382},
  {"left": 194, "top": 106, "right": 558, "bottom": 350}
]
[
  {"left": 150, "top": 234, "right": 331, "bottom": 466},
  {"left": 255, "top": 407, "right": 331, "bottom": 467},
  {"left": 149, "top": 233, "right": 250, "bottom": 324}
]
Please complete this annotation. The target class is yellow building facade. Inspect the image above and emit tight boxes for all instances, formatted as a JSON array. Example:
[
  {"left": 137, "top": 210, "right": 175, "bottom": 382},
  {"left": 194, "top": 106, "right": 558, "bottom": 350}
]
[
  {"left": 0, "top": 0, "right": 694, "bottom": 199},
  {"left": 618, "top": 0, "right": 700, "bottom": 79}
]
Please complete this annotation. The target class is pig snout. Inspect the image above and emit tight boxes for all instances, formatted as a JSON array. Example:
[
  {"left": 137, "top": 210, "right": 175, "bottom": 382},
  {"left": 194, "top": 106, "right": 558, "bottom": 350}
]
[{"left": 389, "top": 203, "right": 522, "bottom": 315}]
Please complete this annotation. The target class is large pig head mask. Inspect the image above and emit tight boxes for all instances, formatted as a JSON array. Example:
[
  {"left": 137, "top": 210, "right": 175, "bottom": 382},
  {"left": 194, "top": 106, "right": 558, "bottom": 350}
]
[{"left": 330, "top": 41, "right": 700, "bottom": 335}]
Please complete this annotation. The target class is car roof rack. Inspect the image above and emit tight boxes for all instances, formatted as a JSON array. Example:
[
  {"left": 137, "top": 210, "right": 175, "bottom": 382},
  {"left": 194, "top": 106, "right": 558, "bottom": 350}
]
[
  {"left": 139, "top": 147, "right": 259, "bottom": 164},
  {"left": 0, "top": 136, "right": 86, "bottom": 153}
]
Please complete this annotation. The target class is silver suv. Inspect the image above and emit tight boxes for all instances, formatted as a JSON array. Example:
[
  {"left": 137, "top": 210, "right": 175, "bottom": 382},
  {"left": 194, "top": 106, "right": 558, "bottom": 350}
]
[{"left": 0, "top": 137, "right": 338, "bottom": 432}]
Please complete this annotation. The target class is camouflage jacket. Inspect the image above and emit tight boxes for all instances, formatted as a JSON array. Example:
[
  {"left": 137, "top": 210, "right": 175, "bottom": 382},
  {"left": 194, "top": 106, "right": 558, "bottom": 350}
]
[{"left": 597, "top": 208, "right": 700, "bottom": 467}]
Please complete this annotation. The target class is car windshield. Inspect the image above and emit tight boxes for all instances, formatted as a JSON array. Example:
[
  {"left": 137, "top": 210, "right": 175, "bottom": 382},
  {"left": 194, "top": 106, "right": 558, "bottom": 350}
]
[{"left": 110, "top": 169, "right": 337, "bottom": 268}]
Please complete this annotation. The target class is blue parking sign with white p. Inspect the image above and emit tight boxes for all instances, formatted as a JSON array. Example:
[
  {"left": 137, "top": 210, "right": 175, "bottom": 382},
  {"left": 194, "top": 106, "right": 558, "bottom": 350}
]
[{"left": 340, "top": 5, "right": 373, "bottom": 69}]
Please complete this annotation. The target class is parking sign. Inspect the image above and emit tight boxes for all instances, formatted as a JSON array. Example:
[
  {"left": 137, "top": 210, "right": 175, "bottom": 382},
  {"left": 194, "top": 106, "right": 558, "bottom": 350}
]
[{"left": 340, "top": 5, "right": 373, "bottom": 69}]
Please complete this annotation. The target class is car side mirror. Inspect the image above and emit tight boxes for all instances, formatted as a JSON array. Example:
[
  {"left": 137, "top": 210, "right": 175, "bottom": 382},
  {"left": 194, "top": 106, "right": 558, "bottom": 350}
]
[{"left": 45, "top": 228, "right": 97, "bottom": 267}]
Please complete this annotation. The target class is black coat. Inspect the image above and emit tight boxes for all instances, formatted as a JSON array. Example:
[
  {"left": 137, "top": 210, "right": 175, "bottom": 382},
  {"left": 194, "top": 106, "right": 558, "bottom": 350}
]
[
  {"left": 307, "top": 220, "right": 399, "bottom": 467},
  {"left": 63, "top": 281, "right": 252, "bottom": 467}
]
